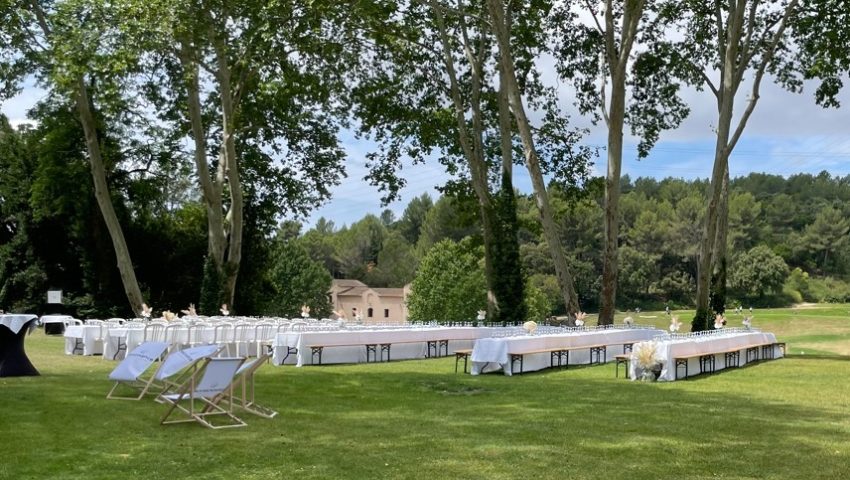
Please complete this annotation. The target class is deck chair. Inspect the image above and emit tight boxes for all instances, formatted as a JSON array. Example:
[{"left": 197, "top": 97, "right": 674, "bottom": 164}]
[
  {"left": 158, "top": 357, "right": 247, "bottom": 429},
  {"left": 106, "top": 341, "right": 169, "bottom": 400},
  {"left": 228, "top": 353, "right": 277, "bottom": 418},
  {"left": 153, "top": 344, "right": 225, "bottom": 396}
]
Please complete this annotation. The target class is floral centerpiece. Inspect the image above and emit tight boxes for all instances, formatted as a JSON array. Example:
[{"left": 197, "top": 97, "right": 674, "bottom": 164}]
[
  {"left": 140, "top": 303, "right": 152, "bottom": 320},
  {"left": 633, "top": 341, "right": 662, "bottom": 381},
  {"left": 180, "top": 303, "right": 197, "bottom": 317},
  {"left": 220, "top": 304, "right": 230, "bottom": 316},
  {"left": 714, "top": 314, "right": 726, "bottom": 329},
  {"left": 574, "top": 311, "right": 587, "bottom": 327},
  {"left": 476, "top": 310, "right": 486, "bottom": 321},
  {"left": 523, "top": 320, "right": 538, "bottom": 334},
  {"left": 669, "top": 316, "right": 682, "bottom": 333},
  {"left": 301, "top": 304, "right": 311, "bottom": 319},
  {"left": 162, "top": 310, "right": 177, "bottom": 322},
  {"left": 623, "top": 315, "right": 634, "bottom": 327}
]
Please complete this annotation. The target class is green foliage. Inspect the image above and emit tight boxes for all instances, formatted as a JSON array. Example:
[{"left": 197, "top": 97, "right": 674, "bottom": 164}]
[
  {"left": 263, "top": 241, "right": 332, "bottom": 318},
  {"left": 729, "top": 246, "right": 790, "bottom": 299},
  {"left": 199, "top": 255, "right": 225, "bottom": 316},
  {"left": 365, "top": 231, "right": 418, "bottom": 288},
  {"left": 800, "top": 276, "right": 850, "bottom": 304},
  {"left": 523, "top": 280, "right": 552, "bottom": 322},
  {"left": 490, "top": 178, "right": 526, "bottom": 323},
  {"left": 407, "top": 239, "right": 487, "bottom": 323}
]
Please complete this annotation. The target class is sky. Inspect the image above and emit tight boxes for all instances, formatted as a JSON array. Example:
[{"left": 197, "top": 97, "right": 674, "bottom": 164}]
[{"left": 4, "top": 72, "right": 850, "bottom": 229}]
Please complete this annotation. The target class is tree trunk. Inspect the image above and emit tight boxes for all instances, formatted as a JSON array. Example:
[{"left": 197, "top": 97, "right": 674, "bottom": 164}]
[
  {"left": 599, "top": 74, "right": 626, "bottom": 325},
  {"left": 710, "top": 165, "right": 730, "bottom": 315},
  {"left": 75, "top": 78, "right": 145, "bottom": 316},
  {"left": 428, "top": 0, "right": 501, "bottom": 319},
  {"left": 212, "top": 38, "right": 245, "bottom": 309},
  {"left": 488, "top": 0, "right": 580, "bottom": 315},
  {"left": 177, "top": 40, "right": 226, "bottom": 267},
  {"left": 598, "top": 0, "right": 644, "bottom": 325}
]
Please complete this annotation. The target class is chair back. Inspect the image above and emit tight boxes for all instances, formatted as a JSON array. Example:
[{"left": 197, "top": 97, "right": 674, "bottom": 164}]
[
  {"left": 188, "top": 323, "right": 210, "bottom": 345},
  {"left": 233, "top": 323, "right": 252, "bottom": 342},
  {"left": 194, "top": 358, "right": 244, "bottom": 399},
  {"left": 164, "top": 323, "right": 187, "bottom": 346},
  {"left": 213, "top": 323, "right": 234, "bottom": 344},
  {"left": 108, "top": 341, "right": 168, "bottom": 381},
  {"left": 144, "top": 323, "right": 166, "bottom": 342},
  {"left": 155, "top": 344, "right": 222, "bottom": 381},
  {"left": 254, "top": 323, "right": 275, "bottom": 343}
]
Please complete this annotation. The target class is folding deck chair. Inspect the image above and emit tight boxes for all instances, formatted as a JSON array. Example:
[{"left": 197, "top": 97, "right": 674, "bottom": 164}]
[
  {"left": 107, "top": 343, "right": 223, "bottom": 400},
  {"left": 153, "top": 344, "right": 224, "bottom": 395},
  {"left": 106, "top": 341, "right": 169, "bottom": 400},
  {"left": 228, "top": 353, "right": 278, "bottom": 418},
  {"left": 158, "top": 357, "right": 247, "bottom": 429}
]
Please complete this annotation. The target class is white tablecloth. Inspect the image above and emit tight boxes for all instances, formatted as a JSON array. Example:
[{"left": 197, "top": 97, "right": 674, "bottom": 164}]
[
  {"left": 103, "top": 325, "right": 276, "bottom": 360},
  {"left": 104, "top": 327, "right": 146, "bottom": 360},
  {"left": 0, "top": 314, "right": 38, "bottom": 334},
  {"left": 630, "top": 331, "right": 781, "bottom": 381},
  {"left": 63, "top": 325, "right": 104, "bottom": 356},
  {"left": 273, "top": 327, "right": 500, "bottom": 366},
  {"left": 471, "top": 328, "right": 665, "bottom": 376}
]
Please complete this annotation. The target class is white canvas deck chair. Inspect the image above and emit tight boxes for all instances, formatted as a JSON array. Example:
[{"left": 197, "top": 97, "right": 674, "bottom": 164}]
[
  {"left": 159, "top": 357, "right": 247, "bottom": 429},
  {"left": 106, "top": 341, "right": 169, "bottom": 400},
  {"left": 153, "top": 344, "right": 225, "bottom": 396},
  {"left": 229, "top": 353, "right": 277, "bottom": 418}
]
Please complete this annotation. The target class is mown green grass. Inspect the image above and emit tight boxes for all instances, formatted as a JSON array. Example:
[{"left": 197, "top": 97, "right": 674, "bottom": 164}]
[{"left": 2, "top": 306, "right": 849, "bottom": 479}]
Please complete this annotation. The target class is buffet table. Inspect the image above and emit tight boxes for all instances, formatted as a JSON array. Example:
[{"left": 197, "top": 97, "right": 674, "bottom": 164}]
[
  {"left": 0, "top": 314, "right": 40, "bottom": 376},
  {"left": 630, "top": 331, "right": 782, "bottom": 381},
  {"left": 471, "top": 328, "right": 665, "bottom": 376},
  {"left": 273, "top": 327, "right": 502, "bottom": 366}
]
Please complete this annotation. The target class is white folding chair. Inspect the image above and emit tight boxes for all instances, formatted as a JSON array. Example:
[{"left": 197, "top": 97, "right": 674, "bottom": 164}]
[
  {"left": 213, "top": 322, "right": 234, "bottom": 355},
  {"left": 253, "top": 322, "right": 276, "bottom": 358},
  {"left": 106, "top": 341, "right": 169, "bottom": 400},
  {"left": 144, "top": 323, "right": 166, "bottom": 342},
  {"left": 158, "top": 357, "right": 247, "bottom": 429},
  {"left": 232, "top": 323, "right": 253, "bottom": 357}
]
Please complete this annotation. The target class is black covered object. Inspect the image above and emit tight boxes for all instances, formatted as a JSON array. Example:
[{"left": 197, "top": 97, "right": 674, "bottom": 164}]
[{"left": 0, "top": 319, "right": 40, "bottom": 376}]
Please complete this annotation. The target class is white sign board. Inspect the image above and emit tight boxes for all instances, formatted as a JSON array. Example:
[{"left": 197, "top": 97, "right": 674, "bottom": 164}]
[{"left": 47, "top": 290, "right": 63, "bottom": 304}]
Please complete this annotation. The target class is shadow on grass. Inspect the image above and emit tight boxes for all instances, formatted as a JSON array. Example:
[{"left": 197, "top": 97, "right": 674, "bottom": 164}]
[{"left": 3, "top": 354, "right": 849, "bottom": 480}]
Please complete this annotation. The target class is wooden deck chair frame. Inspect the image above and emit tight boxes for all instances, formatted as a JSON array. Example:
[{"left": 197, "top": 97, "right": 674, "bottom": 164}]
[
  {"left": 153, "top": 344, "right": 226, "bottom": 398},
  {"left": 106, "top": 341, "right": 169, "bottom": 400},
  {"left": 159, "top": 357, "right": 247, "bottom": 429},
  {"left": 227, "top": 353, "right": 277, "bottom": 418}
]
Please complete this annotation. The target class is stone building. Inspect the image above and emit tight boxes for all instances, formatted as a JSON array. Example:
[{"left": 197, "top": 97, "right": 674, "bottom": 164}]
[{"left": 329, "top": 279, "right": 411, "bottom": 324}]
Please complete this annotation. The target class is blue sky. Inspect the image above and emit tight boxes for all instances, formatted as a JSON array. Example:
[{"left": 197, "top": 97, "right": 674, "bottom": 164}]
[{"left": 4, "top": 75, "right": 850, "bottom": 228}]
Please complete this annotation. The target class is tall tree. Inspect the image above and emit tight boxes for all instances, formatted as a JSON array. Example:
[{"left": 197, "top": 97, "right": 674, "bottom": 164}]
[
  {"left": 488, "top": 0, "right": 593, "bottom": 315},
  {"left": 552, "top": 0, "right": 688, "bottom": 323},
  {"left": 653, "top": 0, "right": 800, "bottom": 329},
  {"left": 125, "top": 0, "right": 347, "bottom": 309},
  {"left": 1, "top": 0, "right": 147, "bottom": 313}
]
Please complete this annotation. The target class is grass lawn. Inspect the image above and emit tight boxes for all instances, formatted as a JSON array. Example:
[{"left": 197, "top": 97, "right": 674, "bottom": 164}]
[{"left": 2, "top": 306, "right": 849, "bottom": 479}]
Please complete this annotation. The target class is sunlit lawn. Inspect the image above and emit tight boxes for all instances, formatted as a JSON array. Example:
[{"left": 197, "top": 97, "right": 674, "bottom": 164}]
[{"left": 2, "top": 305, "right": 849, "bottom": 479}]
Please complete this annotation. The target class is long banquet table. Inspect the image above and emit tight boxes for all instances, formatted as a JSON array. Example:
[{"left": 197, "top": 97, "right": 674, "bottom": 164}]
[
  {"left": 0, "top": 314, "right": 40, "bottom": 376},
  {"left": 471, "top": 328, "right": 665, "bottom": 376},
  {"left": 630, "top": 331, "right": 782, "bottom": 381},
  {"left": 273, "top": 327, "right": 504, "bottom": 366}
]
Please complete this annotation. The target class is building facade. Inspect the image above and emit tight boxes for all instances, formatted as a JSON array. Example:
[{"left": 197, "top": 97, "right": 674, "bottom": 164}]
[{"left": 329, "top": 279, "right": 411, "bottom": 324}]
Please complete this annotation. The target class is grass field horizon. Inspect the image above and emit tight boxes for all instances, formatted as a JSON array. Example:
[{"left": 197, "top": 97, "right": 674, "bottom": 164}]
[{"left": 2, "top": 305, "right": 849, "bottom": 479}]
